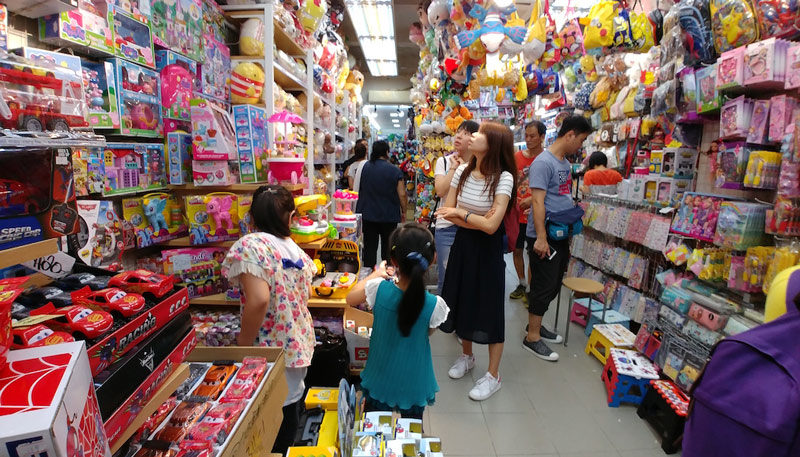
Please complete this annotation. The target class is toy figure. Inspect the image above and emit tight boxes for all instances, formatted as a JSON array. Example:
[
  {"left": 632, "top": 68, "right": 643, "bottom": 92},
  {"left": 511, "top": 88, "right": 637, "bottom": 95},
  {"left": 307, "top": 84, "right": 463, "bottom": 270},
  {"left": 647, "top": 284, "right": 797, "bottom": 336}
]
[
  {"left": 206, "top": 195, "right": 234, "bottom": 230},
  {"left": 144, "top": 197, "right": 168, "bottom": 233}
]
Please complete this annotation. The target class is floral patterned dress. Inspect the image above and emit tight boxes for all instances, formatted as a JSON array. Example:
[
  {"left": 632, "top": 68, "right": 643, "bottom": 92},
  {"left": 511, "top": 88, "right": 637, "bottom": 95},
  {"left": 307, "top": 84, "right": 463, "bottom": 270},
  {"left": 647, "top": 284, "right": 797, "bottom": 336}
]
[{"left": 222, "top": 233, "right": 316, "bottom": 368}]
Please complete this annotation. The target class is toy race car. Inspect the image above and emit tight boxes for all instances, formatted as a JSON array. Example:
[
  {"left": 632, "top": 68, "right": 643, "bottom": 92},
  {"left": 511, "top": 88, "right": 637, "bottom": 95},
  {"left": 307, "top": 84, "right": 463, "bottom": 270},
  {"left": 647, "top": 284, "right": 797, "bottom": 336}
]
[
  {"left": 109, "top": 269, "right": 174, "bottom": 298},
  {"left": 30, "top": 303, "right": 113, "bottom": 340},
  {"left": 17, "top": 286, "right": 73, "bottom": 308},
  {"left": 55, "top": 272, "right": 111, "bottom": 291},
  {"left": 155, "top": 401, "right": 209, "bottom": 443},
  {"left": 192, "top": 363, "right": 237, "bottom": 400},
  {"left": 184, "top": 401, "right": 246, "bottom": 445},
  {"left": 221, "top": 357, "right": 268, "bottom": 402},
  {"left": 11, "top": 324, "right": 74, "bottom": 348},
  {"left": 72, "top": 287, "right": 145, "bottom": 318}
]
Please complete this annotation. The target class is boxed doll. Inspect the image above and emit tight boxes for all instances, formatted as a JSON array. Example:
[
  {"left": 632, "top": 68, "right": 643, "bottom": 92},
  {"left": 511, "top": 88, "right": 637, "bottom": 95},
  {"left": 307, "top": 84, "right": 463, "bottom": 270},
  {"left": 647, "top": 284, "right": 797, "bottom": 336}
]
[{"left": 715, "top": 142, "right": 750, "bottom": 189}]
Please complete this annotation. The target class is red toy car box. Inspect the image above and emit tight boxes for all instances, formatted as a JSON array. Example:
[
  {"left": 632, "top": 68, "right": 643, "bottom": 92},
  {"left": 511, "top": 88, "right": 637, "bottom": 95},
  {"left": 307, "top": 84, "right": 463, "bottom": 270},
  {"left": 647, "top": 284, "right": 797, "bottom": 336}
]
[
  {"left": 0, "top": 148, "right": 79, "bottom": 250},
  {"left": 0, "top": 341, "right": 112, "bottom": 457}
]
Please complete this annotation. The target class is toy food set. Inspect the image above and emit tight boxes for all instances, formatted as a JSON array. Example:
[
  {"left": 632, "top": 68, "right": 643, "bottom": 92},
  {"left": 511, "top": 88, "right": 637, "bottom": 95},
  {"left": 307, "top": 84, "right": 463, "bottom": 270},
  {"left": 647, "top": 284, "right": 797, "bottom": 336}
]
[
  {"left": 102, "top": 142, "right": 167, "bottom": 196},
  {"left": 69, "top": 199, "right": 135, "bottom": 271},
  {"left": 157, "top": 50, "right": 199, "bottom": 121},
  {"left": 83, "top": 60, "right": 121, "bottom": 129},
  {"left": 312, "top": 239, "right": 360, "bottom": 299},
  {"left": 198, "top": 33, "right": 230, "bottom": 102},
  {"left": 0, "top": 342, "right": 112, "bottom": 457},
  {"left": 191, "top": 310, "right": 240, "bottom": 346},
  {"left": 95, "top": 311, "right": 192, "bottom": 420},
  {"left": 291, "top": 194, "right": 333, "bottom": 244},
  {"left": 670, "top": 193, "right": 726, "bottom": 242},
  {"left": 167, "top": 131, "right": 193, "bottom": 185},
  {"left": 695, "top": 64, "right": 721, "bottom": 113},
  {"left": 719, "top": 96, "right": 754, "bottom": 140},
  {"left": 716, "top": 47, "right": 745, "bottom": 91},
  {"left": 162, "top": 247, "right": 228, "bottom": 298},
  {"left": 232, "top": 104, "right": 269, "bottom": 183},
  {"left": 715, "top": 142, "right": 751, "bottom": 189},
  {"left": 0, "top": 148, "right": 79, "bottom": 250},
  {"left": 111, "top": 58, "right": 163, "bottom": 136},
  {"left": 123, "top": 192, "right": 187, "bottom": 248},
  {"left": 743, "top": 38, "right": 789, "bottom": 89},
  {"left": 191, "top": 97, "right": 237, "bottom": 160},
  {"left": 150, "top": 0, "right": 204, "bottom": 63},
  {"left": 39, "top": 2, "right": 115, "bottom": 56},
  {"left": 0, "top": 51, "right": 89, "bottom": 132},
  {"left": 743, "top": 150, "right": 782, "bottom": 189},
  {"left": 111, "top": 6, "right": 155, "bottom": 68},
  {"left": 185, "top": 193, "right": 241, "bottom": 244},
  {"left": 713, "top": 201, "right": 769, "bottom": 249}
]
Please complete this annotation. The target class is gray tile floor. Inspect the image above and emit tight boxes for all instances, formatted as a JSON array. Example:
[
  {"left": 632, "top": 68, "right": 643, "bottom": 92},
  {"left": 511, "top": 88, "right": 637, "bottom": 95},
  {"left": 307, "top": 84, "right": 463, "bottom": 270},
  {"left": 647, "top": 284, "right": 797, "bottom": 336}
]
[{"left": 426, "top": 253, "right": 674, "bottom": 457}]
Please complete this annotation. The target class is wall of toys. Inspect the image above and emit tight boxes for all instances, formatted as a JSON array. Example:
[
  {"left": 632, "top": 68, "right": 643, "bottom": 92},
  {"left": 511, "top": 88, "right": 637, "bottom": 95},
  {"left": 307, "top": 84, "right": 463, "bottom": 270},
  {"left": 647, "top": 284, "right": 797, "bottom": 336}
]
[{"left": 409, "top": 0, "right": 799, "bottom": 453}]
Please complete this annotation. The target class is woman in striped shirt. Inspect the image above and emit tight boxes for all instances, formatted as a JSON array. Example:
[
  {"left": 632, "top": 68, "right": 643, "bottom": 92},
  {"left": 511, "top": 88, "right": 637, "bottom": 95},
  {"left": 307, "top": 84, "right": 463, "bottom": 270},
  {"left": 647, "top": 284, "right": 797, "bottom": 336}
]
[{"left": 435, "top": 121, "right": 517, "bottom": 401}]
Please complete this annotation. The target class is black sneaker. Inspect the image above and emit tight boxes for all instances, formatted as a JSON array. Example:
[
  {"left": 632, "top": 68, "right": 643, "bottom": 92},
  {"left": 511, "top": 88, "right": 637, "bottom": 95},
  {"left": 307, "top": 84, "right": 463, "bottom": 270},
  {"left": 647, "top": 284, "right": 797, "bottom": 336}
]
[
  {"left": 509, "top": 285, "right": 527, "bottom": 300},
  {"left": 523, "top": 325, "right": 564, "bottom": 344},
  {"left": 522, "top": 338, "right": 560, "bottom": 361}
]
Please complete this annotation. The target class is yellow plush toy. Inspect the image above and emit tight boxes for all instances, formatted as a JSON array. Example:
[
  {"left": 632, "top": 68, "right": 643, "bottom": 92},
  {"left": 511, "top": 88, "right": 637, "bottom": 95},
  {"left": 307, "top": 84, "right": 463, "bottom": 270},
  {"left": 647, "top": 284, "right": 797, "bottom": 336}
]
[
  {"left": 581, "top": 55, "right": 599, "bottom": 82},
  {"left": 240, "top": 18, "right": 264, "bottom": 56},
  {"left": 231, "top": 62, "right": 265, "bottom": 104},
  {"left": 344, "top": 70, "right": 364, "bottom": 101}
]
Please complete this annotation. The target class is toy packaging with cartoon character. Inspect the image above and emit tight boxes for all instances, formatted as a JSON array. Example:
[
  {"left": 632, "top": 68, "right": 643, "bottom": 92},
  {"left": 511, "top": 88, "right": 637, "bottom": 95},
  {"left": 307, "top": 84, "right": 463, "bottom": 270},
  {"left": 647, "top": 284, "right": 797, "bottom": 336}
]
[
  {"left": 184, "top": 192, "right": 240, "bottom": 244},
  {"left": 123, "top": 192, "right": 187, "bottom": 248}
]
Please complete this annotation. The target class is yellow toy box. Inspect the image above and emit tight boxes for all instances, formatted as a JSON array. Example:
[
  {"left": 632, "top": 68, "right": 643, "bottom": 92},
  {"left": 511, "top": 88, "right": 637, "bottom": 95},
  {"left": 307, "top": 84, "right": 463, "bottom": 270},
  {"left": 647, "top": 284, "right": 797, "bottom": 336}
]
[
  {"left": 312, "top": 239, "right": 360, "bottom": 299},
  {"left": 184, "top": 192, "right": 240, "bottom": 244}
]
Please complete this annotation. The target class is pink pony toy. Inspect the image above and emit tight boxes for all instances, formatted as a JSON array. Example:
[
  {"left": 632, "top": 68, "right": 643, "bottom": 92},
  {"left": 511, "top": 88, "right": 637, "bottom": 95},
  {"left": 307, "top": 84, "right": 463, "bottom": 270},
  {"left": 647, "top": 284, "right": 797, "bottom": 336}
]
[{"left": 206, "top": 195, "right": 234, "bottom": 230}]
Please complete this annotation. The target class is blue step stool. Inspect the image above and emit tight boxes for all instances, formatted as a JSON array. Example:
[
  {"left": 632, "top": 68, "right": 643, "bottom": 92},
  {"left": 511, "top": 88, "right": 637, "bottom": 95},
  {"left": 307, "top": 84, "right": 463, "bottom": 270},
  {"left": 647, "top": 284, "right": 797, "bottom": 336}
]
[{"left": 585, "top": 309, "right": 630, "bottom": 337}]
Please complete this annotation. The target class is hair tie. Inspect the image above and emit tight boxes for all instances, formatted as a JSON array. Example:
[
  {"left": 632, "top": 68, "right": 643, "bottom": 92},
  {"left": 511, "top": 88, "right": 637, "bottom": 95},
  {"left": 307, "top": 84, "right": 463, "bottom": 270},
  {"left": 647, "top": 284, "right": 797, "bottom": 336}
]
[{"left": 407, "top": 251, "right": 429, "bottom": 270}]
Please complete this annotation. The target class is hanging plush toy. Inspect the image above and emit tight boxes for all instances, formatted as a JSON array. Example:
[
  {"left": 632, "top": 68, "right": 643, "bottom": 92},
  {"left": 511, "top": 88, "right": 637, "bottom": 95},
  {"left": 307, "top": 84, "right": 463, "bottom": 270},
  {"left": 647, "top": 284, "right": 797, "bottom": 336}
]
[
  {"left": 454, "top": 1, "right": 527, "bottom": 54},
  {"left": 298, "top": 0, "right": 327, "bottom": 33},
  {"left": 522, "top": 0, "right": 547, "bottom": 63},
  {"left": 515, "top": 66, "right": 527, "bottom": 101}
]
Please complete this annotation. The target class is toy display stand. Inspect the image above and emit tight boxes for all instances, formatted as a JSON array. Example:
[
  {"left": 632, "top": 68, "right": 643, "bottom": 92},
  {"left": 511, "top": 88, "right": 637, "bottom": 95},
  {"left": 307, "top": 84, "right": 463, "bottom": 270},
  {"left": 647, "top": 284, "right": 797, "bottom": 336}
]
[
  {"left": 637, "top": 380, "right": 689, "bottom": 454},
  {"left": 601, "top": 348, "right": 660, "bottom": 407},
  {"left": 585, "top": 323, "right": 636, "bottom": 365}
]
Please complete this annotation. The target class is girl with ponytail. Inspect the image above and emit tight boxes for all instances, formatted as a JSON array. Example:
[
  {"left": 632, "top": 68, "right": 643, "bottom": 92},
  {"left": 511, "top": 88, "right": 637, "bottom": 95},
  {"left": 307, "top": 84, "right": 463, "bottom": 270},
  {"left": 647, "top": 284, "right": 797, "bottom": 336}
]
[{"left": 346, "top": 223, "right": 449, "bottom": 419}]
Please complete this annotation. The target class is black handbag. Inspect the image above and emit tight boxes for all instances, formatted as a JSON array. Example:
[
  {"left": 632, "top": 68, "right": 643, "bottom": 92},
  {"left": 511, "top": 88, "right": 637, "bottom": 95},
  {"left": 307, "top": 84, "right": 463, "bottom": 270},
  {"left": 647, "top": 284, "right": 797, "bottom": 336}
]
[{"left": 304, "top": 327, "right": 350, "bottom": 388}]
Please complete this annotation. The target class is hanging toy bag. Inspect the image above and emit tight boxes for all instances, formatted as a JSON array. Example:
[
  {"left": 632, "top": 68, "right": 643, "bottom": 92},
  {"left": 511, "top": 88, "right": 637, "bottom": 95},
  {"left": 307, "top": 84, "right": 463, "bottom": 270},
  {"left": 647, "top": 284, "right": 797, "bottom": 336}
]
[
  {"left": 558, "top": 1, "right": 585, "bottom": 60},
  {"left": 540, "top": 0, "right": 563, "bottom": 69},
  {"left": 581, "top": 1, "right": 618, "bottom": 50},
  {"left": 710, "top": 0, "right": 759, "bottom": 54},
  {"left": 753, "top": 0, "right": 800, "bottom": 39},
  {"left": 678, "top": 0, "right": 717, "bottom": 66},
  {"left": 628, "top": 0, "right": 657, "bottom": 53}
]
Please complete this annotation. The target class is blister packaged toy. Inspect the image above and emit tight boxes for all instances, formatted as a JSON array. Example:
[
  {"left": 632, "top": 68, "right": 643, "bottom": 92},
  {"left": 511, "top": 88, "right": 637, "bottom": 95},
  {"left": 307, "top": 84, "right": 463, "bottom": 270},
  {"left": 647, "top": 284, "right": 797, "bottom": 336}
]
[
  {"left": 720, "top": 96, "right": 754, "bottom": 139},
  {"left": 73, "top": 147, "right": 106, "bottom": 195},
  {"left": 82, "top": 60, "right": 120, "bottom": 129},
  {"left": 744, "top": 37, "right": 790, "bottom": 88},
  {"left": 184, "top": 400, "right": 246, "bottom": 445},
  {"left": 233, "top": 105, "right": 269, "bottom": 183},
  {"left": 710, "top": 0, "right": 759, "bottom": 54},
  {"left": 111, "top": 58, "right": 163, "bottom": 136},
  {"left": 123, "top": 192, "right": 188, "bottom": 247},
  {"left": 151, "top": 0, "right": 204, "bottom": 62},
  {"left": 39, "top": 1, "right": 115, "bottom": 55},
  {"left": 156, "top": 50, "right": 198, "bottom": 121},
  {"left": 715, "top": 142, "right": 750, "bottom": 189},
  {"left": 746, "top": 100, "right": 771, "bottom": 145},
  {"left": 743, "top": 150, "right": 781, "bottom": 189},
  {"left": 716, "top": 47, "right": 746, "bottom": 91},
  {"left": 167, "top": 131, "right": 193, "bottom": 185},
  {"left": 671, "top": 193, "right": 725, "bottom": 242},
  {"left": 220, "top": 356, "right": 268, "bottom": 402},
  {"left": 155, "top": 400, "right": 210, "bottom": 443},
  {"left": 102, "top": 142, "right": 167, "bottom": 196},
  {"left": 768, "top": 94, "right": 796, "bottom": 142},
  {"left": 185, "top": 193, "right": 240, "bottom": 244},
  {"left": 162, "top": 247, "right": 228, "bottom": 298},
  {"left": 111, "top": 5, "right": 155, "bottom": 67},
  {"left": 70, "top": 200, "right": 134, "bottom": 271},
  {"left": 786, "top": 43, "right": 800, "bottom": 89}
]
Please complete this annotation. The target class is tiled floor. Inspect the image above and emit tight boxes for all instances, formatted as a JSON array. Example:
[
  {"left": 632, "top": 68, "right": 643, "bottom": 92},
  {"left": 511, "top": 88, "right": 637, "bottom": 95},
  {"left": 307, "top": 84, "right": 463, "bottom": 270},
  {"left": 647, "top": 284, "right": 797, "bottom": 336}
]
[{"left": 425, "top": 253, "right": 673, "bottom": 457}]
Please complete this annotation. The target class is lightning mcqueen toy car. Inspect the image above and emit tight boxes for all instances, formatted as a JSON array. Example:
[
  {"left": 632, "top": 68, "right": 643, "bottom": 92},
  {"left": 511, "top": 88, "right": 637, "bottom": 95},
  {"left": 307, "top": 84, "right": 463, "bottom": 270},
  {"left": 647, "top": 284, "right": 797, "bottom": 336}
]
[
  {"left": 192, "top": 363, "right": 237, "bottom": 400},
  {"left": 11, "top": 324, "right": 74, "bottom": 348},
  {"left": 72, "top": 287, "right": 145, "bottom": 318},
  {"left": 109, "top": 270, "right": 174, "bottom": 298},
  {"left": 30, "top": 303, "right": 113, "bottom": 340}
]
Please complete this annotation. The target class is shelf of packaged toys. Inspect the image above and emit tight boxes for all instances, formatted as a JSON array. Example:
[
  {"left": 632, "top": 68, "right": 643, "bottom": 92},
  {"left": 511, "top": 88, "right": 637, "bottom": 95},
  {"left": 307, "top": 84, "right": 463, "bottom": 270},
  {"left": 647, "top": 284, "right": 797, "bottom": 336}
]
[
  {"left": 189, "top": 293, "right": 239, "bottom": 306},
  {"left": 109, "top": 363, "right": 189, "bottom": 454},
  {"left": 162, "top": 236, "right": 235, "bottom": 248},
  {"left": 0, "top": 239, "right": 59, "bottom": 270},
  {"left": 168, "top": 182, "right": 305, "bottom": 193}
]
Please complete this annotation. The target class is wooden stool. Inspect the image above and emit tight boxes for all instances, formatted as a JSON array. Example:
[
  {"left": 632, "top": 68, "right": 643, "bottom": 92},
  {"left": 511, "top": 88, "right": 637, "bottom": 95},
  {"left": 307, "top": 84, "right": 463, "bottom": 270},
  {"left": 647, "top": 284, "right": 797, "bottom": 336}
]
[
  {"left": 585, "top": 324, "right": 636, "bottom": 364},
  {"left": 601, "top": 348, "right": 660, "bottom": 407},
  {"left": 561, "top": 277, "right": 604, "bottom": 347},
  {"left": 637, "top": 380, "right": 689, "bottom": 454}
]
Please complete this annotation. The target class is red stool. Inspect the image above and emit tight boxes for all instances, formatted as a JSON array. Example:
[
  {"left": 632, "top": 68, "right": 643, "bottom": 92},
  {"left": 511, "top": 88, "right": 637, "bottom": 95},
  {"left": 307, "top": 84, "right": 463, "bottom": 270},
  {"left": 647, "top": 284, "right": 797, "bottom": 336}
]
[{"left": 601, "top": 348, "right": 660, "bottom": 407}]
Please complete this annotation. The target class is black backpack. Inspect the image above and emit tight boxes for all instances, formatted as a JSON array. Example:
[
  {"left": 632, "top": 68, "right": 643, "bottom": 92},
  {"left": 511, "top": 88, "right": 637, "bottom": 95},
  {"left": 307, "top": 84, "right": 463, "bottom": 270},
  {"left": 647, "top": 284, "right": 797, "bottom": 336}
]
[{"left": 304, "top": 327, "right": 350, "bottom": 387}]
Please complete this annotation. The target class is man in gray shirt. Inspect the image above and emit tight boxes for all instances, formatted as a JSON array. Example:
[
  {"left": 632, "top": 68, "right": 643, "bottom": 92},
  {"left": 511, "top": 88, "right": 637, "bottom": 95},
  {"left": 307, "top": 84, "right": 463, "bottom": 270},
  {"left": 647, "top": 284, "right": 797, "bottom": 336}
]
[{"left": 524, "top": 115, "right": 592, "bottom": 362}]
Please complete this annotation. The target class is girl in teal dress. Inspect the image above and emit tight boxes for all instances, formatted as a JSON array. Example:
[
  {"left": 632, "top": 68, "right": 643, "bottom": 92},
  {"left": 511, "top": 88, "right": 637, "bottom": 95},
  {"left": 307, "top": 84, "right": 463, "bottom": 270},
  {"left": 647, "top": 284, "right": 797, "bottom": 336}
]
[{"left": 346, "top": 223, "right": 450, "bottom": 419}]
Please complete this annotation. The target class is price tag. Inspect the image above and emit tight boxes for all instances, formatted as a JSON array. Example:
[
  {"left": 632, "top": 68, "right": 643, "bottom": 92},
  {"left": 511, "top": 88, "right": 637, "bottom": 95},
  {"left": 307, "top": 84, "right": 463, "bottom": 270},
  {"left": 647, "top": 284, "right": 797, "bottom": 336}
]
[
  {"left": 23, "top": 251, "right": 76, "bottom": 279},
  {"left": 12, "top": 314, "right": 61, "bottom": 328}
]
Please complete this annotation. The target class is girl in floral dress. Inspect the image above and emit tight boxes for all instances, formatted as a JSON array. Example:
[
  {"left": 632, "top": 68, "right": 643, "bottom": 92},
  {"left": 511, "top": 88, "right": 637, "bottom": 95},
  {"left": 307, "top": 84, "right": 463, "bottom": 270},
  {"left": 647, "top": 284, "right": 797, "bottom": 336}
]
[{"left": 222, "top": 185, "right": 316, "bottom": 454}]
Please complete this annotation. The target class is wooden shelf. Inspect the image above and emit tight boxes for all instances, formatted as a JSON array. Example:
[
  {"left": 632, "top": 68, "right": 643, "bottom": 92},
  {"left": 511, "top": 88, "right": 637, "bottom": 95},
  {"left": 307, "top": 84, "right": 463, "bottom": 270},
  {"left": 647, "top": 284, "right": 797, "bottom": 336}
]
[
  {"left": 109, "top": 364, "right": 189, "bottom": 454},
  {"left": 274, "top": 61, "right": 307, "bottom": 91},
  {"left": 169, "top": 182, "right": 304, "bottom": 192},
  {"left": 190, "top": 293, "right": 239, "bottom": 306},
  {"left": 0, "top": 239, "right": 59, "bottom": 270},
  {"left": 297, "top": 238, "right": 327, "bottom": 250},
  {"left": 307, "top": 296, "right": 348, "bottom": 309},
  {"left": 272, "top": 19, "right": 307, "bottom": 57},
  {"left": 161, "top": 236, "right": 235, "bottom": 248}
]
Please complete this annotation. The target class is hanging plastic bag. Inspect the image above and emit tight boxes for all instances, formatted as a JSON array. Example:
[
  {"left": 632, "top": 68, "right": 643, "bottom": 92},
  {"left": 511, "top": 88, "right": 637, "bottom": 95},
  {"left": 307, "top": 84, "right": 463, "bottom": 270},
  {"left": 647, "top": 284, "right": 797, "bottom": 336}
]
[
  {"left": 581, "top": 1, "right": 618, "bottom": 50},
  {"left": 710, "top": 0, "right": 759, "bottom": 53},
  {"left": 678, "top": 0, "right": 717, "bottom": 65},
  {"left": 753, "top": 0, "right": 800, "bottom": 39},
  {"left": 540, "top": 0, "right": 563, "bottom": 69},
  {"left": 558, "top": 1, "right": 584, "bottom": 60},
  {"left": 629, "top": 9, "right": 656, "bottom": 53}
]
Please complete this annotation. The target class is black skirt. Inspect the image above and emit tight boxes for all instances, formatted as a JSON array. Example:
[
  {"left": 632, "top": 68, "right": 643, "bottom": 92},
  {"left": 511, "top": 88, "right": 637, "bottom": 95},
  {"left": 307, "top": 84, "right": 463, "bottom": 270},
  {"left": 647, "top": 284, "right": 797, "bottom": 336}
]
[{"left": 440, "top": 225, "right": 505, "bottom": 344}]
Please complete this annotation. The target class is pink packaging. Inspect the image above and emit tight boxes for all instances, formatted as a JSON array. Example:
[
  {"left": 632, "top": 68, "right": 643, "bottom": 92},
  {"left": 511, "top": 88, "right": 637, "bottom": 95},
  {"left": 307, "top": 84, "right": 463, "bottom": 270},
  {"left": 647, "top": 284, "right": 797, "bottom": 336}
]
[
  {"left": 786, "top": 43, "right": 800, "bottom": 89},
  {"left": 192, "top": 160, "right": 235, "bottom": 186},
  {"left": 746, "top": 99, "right": 771, "bottom": 145},
  {"left": 717, "top": 47, "right": 745, "bottom": 90},
  {"left": 768, "top": 94, "right": 797, "bottom": 143},
  {"left": 744, "top": 38, "right": 789, "bottom": 88},
  {"left": 720, "top": 96, "right": 754, "bottom": 140}
]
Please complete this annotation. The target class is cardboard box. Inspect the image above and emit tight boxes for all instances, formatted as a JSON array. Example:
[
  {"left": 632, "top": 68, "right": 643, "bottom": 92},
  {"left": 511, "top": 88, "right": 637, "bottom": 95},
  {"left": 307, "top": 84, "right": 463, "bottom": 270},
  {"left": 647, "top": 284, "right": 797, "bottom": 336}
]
[
  {"left": 344, "top": 307, "right": 373, "bottom": 369},
  {"left": 0, "top": 342, "right": 112, "bottom": 457},
  {"left": 186, "top": 346, "right": 287, "bottom": 457},
  {"left": 305, "top": 388, "right": 339, "bottom": 411}
]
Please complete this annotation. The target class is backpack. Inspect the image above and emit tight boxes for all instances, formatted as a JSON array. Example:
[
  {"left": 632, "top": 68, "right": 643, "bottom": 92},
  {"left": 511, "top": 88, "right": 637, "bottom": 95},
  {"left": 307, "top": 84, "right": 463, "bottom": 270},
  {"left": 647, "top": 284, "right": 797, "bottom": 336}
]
[
  {"left": 709, "top": 0, "right": 758, "bottom": 53},
  {"left": 678, "top": 0, "right": 716, "bottom": 65},
  {"left": 754, "top": 0, "right": 800, "bottom": 39},
  {"left": 684, "top": 309, "right": 800, "bottom": 456},
  {"left": 304, "top": 327, "right": 350, "bottom": 387},
  {"left": 581, "top": 1, "right": 618, "bottom": 50}
]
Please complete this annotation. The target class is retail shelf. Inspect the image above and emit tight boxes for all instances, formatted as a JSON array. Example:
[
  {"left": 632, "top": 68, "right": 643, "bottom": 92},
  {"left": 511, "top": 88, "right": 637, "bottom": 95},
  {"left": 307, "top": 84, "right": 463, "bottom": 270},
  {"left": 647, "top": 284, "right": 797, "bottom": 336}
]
[
  {"left": 0, "top": 239, "right": 59, "bottom": 270},
  {"left": 297, "top": 238, "right": 327, "bottom": 250},
  {"left": 169, "top": 182, "right": 305, "bottom": 192},
  {"left": 162, "top": 236, "right": 235, "bottom": 248},
  {"left": 0, "top": 132, "right": 106, "bottom": 149},
  {"left": 109, "top": 364, "right": 189, "bottom": 454},
  {"left": 308, "top": 296, "right": 348, "bottom": 309},
  {"left": 190, "top": 293, "right": 239, "bottom": 306},
  {"left": 274, "top": 61, "right": 307, "bottom": 91}
]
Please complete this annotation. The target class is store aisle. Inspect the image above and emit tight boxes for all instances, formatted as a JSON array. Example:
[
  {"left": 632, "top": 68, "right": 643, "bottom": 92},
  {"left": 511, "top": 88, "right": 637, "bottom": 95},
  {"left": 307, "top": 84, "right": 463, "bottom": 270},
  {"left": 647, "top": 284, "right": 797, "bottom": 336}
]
[{"left": 425, "top": 253, "right": 673, "bottom": 457}]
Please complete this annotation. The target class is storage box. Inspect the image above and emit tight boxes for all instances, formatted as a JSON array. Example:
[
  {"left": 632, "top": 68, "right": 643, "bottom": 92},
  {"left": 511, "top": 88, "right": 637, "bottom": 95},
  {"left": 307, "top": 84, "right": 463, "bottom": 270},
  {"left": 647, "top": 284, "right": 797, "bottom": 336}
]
[
  {"left": 344, "top": 307, "right": 372, "bottom": 369},
  {"left": 0, "top": 342, "right": 112, "bottom": 457},
  {"left": 233, "top": 105, "right": 269, "bottom": 183}
]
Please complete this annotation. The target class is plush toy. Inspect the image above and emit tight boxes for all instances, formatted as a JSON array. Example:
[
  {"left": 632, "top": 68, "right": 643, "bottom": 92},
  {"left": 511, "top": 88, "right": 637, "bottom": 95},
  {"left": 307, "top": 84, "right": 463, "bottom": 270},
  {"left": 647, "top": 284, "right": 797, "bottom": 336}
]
[
  {"left": 231, "top": 62, "right": 265, "bottom": 104},
  {"left": 515, "top": 66, "right": 527, "bottom": 100},
  {"left": 455, "top": 2, "right": 527, "bottom": 54},
  {"left": 580, "top": 55, "right": 599, "bottom": 82},
  {"left": 299, "top": 0, "right": 327, "bottom": 33},
  {"left": 240, "top": 18, "right": 264, "bottom": 56},
  {"left": 345, "top": 69, "right": 364, "bottom": 101},
  {"left": 409, "top": 22, "right": 425, "bottom": 47}
]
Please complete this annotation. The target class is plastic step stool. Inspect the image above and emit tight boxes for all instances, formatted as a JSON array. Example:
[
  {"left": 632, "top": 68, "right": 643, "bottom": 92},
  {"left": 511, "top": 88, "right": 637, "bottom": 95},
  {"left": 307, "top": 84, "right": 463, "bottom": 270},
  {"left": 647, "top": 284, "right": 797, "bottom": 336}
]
[
  {"left": 637, "top": 380, "right": 689, "bottom": 454},
  {"left": 585, "top": 309, "right": 630, "bottom": 337},
  {"left": 585, "top": 323, "right": 636, "bottom": 364},
  {"left": 570, "top": 297, "right": 605, "bottom": 327},
  {"left": 601, "top": 348, "right": 660, "bottom": 407}
]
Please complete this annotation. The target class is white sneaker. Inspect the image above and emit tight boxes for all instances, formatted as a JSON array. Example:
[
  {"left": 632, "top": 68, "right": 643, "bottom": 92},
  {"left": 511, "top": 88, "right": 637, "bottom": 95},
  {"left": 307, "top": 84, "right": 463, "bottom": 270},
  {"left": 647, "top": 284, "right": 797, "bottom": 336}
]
[
  {"left": 469, "top": 372, "right": 502, "bottom": 401},
  {"left": 448, "top": 354, "right": 475, "bottom": 379}
]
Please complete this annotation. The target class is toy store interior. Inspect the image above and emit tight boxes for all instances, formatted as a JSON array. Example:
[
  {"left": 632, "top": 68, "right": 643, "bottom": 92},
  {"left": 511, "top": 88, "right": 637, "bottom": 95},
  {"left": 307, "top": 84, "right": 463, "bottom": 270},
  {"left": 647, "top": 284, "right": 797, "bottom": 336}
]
[{"left": 0, "top": 0, "right": 799, "bottom": 456}]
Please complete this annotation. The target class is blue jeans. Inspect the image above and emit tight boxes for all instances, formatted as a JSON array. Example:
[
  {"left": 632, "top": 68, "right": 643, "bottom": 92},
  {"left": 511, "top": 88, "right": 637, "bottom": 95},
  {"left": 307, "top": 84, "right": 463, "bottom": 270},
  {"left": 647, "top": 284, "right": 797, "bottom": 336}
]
[{"left": 434, "top": 225, "right": 458, "bottom": 295}]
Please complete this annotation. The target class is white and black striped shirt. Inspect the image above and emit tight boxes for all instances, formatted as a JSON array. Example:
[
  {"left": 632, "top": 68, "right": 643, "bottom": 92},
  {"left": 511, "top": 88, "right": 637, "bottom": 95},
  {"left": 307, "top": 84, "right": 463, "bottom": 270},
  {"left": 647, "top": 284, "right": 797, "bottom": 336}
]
[{"left": 450, "top": 164, "right": 514, "bottom": 216}]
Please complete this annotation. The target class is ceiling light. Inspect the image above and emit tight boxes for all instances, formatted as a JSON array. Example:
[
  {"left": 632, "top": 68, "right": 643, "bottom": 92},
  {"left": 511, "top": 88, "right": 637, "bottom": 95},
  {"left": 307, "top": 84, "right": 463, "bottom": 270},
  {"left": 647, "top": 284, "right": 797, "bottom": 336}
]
[
  {"left": 346, "top": 0, "right": 398, "bottom": 77},
  {"left": 389, "top": 113, "right": 399, "bottom": 117}
]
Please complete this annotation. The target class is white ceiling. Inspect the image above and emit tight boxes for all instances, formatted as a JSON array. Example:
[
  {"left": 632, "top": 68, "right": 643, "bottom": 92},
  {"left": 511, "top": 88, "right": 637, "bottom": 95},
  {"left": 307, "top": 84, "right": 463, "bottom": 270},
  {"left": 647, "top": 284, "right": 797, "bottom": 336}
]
[{"left": 363, "top": 104, "right": 411, "bottom": 135}]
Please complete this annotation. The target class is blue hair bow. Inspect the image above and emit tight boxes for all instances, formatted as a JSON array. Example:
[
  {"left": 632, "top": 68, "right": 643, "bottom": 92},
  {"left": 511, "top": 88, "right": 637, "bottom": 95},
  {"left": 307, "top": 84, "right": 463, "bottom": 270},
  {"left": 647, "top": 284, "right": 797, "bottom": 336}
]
[{"left": 407, "top": 252, "right": 429, "bottom": 270}]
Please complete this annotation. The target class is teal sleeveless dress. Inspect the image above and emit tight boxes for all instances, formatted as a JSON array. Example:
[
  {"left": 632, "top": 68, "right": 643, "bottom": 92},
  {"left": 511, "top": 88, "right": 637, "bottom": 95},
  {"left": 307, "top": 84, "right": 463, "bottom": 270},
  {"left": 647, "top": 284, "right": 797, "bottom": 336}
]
[{"left": 360, "top": 280, "right": 439, "bottom": 410}]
